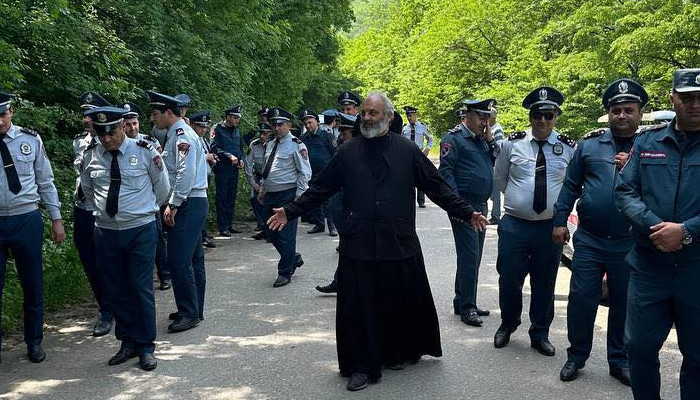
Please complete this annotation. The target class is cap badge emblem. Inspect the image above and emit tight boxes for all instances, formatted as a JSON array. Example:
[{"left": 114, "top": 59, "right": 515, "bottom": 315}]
[
  {"left": 85, "top": 93, "right": 93, "bottom": 103},
  {"left": 124, "top": 104, "right": 131, "bottom": 111},
  {"left": 619, "top": 81, "right": 629, "bottom": 94},
  {"left": 539, "top": 89, "right": 548, "bottom": 101},
  {"left": 695, "top": 74, "right": 700, "bottom": 85},
  {"left": 488, "top": 100, "right": 494, "bottom": 110},
  {"left": 343, "top": 93, "right": 349, "bottom": 99},
  {"left": 273, "top": 109, "right": 279, "bottom": 117},
  {"left": 97, "top": 113, "right": 107, "bottom": 123}
]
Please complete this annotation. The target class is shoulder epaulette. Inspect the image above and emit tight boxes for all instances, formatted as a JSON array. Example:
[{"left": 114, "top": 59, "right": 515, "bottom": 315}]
[
  {"left": 637, "top": 122, "right": 669, "bottom": 134},
  {"left": 583, "top": 129, "right": 606, "bottom": 140},
  {"left": 176, "top": 127, "right": 186, "bottom": 136},
  {"left": 250, "top": 138, "right": 260, "bottom": 146},
  {"left": 402, "top": 123, "right": 408, "bottom": 128},
  {"left": 136, "top": 139, "right": 154, "bottom": 150},
  {"left": 292, "top": 136, "right": 303, "bottom": 144},
  {"left": 558, "top": 134, "right": 576, "bottom": 147},
  {"left": 145, "top": 135, "right": 159, "bottom": 143},
  {"left": 418, "top": 122, "right": 427, "bottom": 127},
  {"left": 85, "top": 139, "right": 99, "bottom": 151},
  {"left": 74, "top": 131, "right": 88, "bottom": 139},
  {"left": 508, "top": 131, "right": 526, "bottom": 140},
  {"left": 20, "top": 127, "right": 38, "bottom": 136}
]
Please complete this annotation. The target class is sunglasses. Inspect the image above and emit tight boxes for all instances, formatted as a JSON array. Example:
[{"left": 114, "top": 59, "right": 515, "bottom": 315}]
[{"left": 531, "top": 111, "right": 556, "bottom": 121}]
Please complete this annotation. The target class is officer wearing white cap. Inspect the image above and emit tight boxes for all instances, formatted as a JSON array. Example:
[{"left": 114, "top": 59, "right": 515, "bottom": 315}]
[
  {"left": 493, "top": 86, "right": 576, "bottom": 355},
  {"left": 402, "top": 106, "right": 433, "bottom": 207},
  {"left": 147, "top": 90, "right": 208, "bottom": 332},
  {"left": 81, "top": 106, "right": 170, "bottom": 371},
  {"left": 73, "top": 92, "right": 115, "bottom": 337},
  {"left": 0, "top": 91, "right": 65, "bottom": 364},
  {"left": 615, "top": 68, "right": 700, "bottom": 400},
  {"left": 258, "top": 107, "right": 312, "bottom": 287}
]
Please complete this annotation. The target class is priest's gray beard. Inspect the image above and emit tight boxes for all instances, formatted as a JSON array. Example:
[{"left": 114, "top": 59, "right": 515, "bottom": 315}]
[{"left": 361, "top": 118, "right": 389, "bottom": 139}]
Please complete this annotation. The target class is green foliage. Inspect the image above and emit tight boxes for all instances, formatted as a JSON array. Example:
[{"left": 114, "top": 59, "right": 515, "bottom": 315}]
[{"left": 341, "top": 0, "right": 700, "bottom": 137}]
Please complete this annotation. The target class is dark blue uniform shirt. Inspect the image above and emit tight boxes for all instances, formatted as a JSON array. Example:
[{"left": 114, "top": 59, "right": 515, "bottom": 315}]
[
  {"left": 301, "top": 128, "right": 336, "bottom": 174},
  {"left": 211, "top": 123, "right": 244, "bottom": 170}
]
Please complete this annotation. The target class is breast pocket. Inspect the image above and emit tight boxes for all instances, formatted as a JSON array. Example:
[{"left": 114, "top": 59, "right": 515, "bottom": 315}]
[
  {"left": 120, "top": 168, "right": 150, "bottom": 191},
  {"left": 548, "top": 157, "right": 569, "bottom": 180},
  {"left": 639, "top": 158, "right": 677, "bottom": 205},
  {"left": 510, "top": 155, "right": 534, "bottom": 177},
  {"left": 13, "top": 154, "right": 35, "bottom": 175}
]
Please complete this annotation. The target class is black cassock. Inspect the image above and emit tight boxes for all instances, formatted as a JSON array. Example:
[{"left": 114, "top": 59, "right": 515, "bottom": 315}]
[{"left": 284, "top": 133, "right": 476, "bottom": 380}]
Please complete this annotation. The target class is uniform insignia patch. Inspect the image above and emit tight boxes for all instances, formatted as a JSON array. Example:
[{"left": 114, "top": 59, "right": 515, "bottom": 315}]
[
  {"left": 292, "top": 137, "right": 302, "bottom": 144},
  {"left": 153, "top": 155, "right": 163, "bottom": 172},
  {"left": 441, "top": 142, "right": 451, "bottom": 157},
  {"left": 583, "top": 129, "right": 606, "bottom": 140},
  {"left": 639, "top": 151, "right": 666, "bottom": 159},
  {"left": 178, "top": 142, "right": 190, "bottom": 157},
  {"left": 539, "top": 88, "right": 548, "bottom": 100},
  {"left": 176, "top": 128, "right": 185, "bottom": 136},
  {"left": 508, "top": 131, "right": 526, "bottom": 140},
  {"left": 553, "top": 142, "right": 563, "bottom": 155},
  {"left": 20, "top": 127, "right": 37, "bottom": 136},
  {"left": 557, "top": 134, "right": 576, "bottom": 147},
  {"left": 618, "top": 81, "right": 629, "bottom": 94},
  {"left": 20, "top": 142, "right": 31, "bottom": 155},
  {"left": 129, "top": 155, "right": 138, "bottom": 165},
  {"left": 300, "top": 148, "right": 308, "bottom": 160}
]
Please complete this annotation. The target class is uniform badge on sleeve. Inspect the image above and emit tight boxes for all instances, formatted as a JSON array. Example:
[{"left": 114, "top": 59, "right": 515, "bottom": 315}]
[
  {"left": 20, "top": 142, "right": 31, "bottom": 155},
  {"left": 153, "top": 155, "right": 163, "bottom": 172},
  {"left": 441, "top": 142, "right": 451, "bottom": 157},
  {"left": 300, "top": 148, "right": 308, "bottom": 160},
  {"left": 178, "top": 142, "right": 190, "bottom": 157},
  {"left": 553, "top": 142, "right": 563, "bottom": 155}
]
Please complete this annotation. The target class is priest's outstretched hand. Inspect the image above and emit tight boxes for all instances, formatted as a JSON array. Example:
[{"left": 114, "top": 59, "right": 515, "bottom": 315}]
[
  {"left": 267, "top": 207, "right": 288, "bottom": 231},
  {"left": 471, "top": 212, "right": 488, "bottom": 232}
]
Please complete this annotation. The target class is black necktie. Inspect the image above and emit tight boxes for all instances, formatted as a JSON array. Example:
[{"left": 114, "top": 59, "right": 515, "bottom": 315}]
[
  {"left": 533, "top": 140, "right": 547, "bottom": 214},
  {"left": 0, "top": 133, "right": 21, "bottom": 194},
  {"left": 106, "top": 150, "right": 121, "bottom": 217},
  {"left": 262, "top": 138, "right": 279, "bottom": 179},
  {"left": 410, "top": 123, "right": 416, "bottom": 141}
]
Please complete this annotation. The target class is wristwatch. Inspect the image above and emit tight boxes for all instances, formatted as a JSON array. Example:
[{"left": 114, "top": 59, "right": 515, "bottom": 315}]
[
  {"left": 682, "top": 224, "right": 693, "bottom": 245},
  {"left": 168, "top": 203, "right": 178, "bottom": 211}
]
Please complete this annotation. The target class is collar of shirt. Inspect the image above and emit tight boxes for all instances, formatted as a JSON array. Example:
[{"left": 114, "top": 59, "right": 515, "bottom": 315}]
[
  {"left": 4, "top": 124, "right": 19, "bottom": 139},
  {"left": 100, "top": 137, "right": 131, "bottom": 156},
  {"left": 460, "top": 123, "right": 475, "bottom": 138},
  {"left": 278, "top": 132, "right": 292, "bottom": 143},
  {"left": 528, "top": 129, "right": 559, "bottom": 145},
  {"left": 167, "top": 118, "right": 187, "bottom": 136}
]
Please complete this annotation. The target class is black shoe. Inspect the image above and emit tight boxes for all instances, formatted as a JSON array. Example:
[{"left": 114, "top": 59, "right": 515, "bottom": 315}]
[
  {"left": 159, "top": 279, "right": 172, "bottom": 291},
  {"left": 329, "top": 229, "right": 338, "bottom": 237},
  {"left": 108, "top": 347, "right": 137, "bottom": 366},
  {"left": 609, "top": 366, "right": 631, "bottom": 386},
  {"left": 168, "top": 311, "right": 179, "bottom": 321},
  {"left": 560, "top": 360, "right": 580, "bottom": 382},
  {"left": 316, "top": 281, "right": 338, "bottom": 293},
  {"left": 139, "top": 353, "right": 158, "bottom": 371},
  {"left": 494, "top": 327, "right": 512, "bottom": 348},
  {"left": 488, "top": 217, "right": 500, "bottom": 225},
  {"left": 273, "top": 275, "right": 291, "bottom": 288},
  {"left": 252, "top": 231, "right": 266, "bottom": 240},
  {"left": 294, "top": 255, "right": 304, "bottom": 269},
  {"left": 219, "top": 230, "right": 231, "bottom": 237},
  {"left": 92, "top": 319, "right": 113, "bottom": 337},
  {"left": 386, "top": 361, "right": 407, "bottom": 370},
  {"left": 308, "top": 226, "right": 324, "bottom": 234},
  {"left": 346, "top": 373, "right": 370, "bottom": 391},
  {"left": 228, "top": 227, "right": 242, "bottom": 234},
  {"left": 461, "top": 310, "right": 483, "bottom": 327},
  {"left": 168, "top": 316, "right": 200, "bottom": 333},
  {"left": 418, "top": 204, "right": 426, "bottom": 208},
  {"left": 531, "top": 338, "right": 556, "bottom": 356},
  {"left": 203, "top": 237, "right": 217, "bottom": 248},
  {"left": 476, "top": 308, "right": 490, "bottom": 317},
  {"left": 27, "top": 344, "right": 46, "bottom": 363}
]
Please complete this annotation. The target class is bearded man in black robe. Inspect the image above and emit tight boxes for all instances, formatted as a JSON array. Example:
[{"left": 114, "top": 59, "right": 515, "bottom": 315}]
[{"left": 267, "top": 92, "right": 488, "bottom": 391}]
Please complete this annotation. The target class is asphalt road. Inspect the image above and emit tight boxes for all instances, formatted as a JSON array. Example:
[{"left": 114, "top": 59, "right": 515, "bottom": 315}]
[{"left": 0, "top": 199, "right": 683, "bottom": 399}]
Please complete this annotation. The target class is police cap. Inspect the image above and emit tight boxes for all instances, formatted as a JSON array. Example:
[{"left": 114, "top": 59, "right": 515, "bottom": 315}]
[
  {"left": 338, "top": 91, "right": 361, "bottom": 106},
  {"left": 0, "top": 92, "right": 16, "bottom": 114},
  {"left": 189, "top": 111, "right": 211, "bottom": 126},
  {"left": 403, "top": 106, "right": 417, "bottom": 115},
  {"left": 463, "top": 99, "right": 497, "bottom": 117},
  {"left": 338, "top": 112, "right": 357, "bottom": 129},
  {"left": 146, "top": 90, "right": 181, "bottom": 111},
  {"left": 673, "top": 68, "right": 700, "bottom": 93},
  {"left": 119, "top": 102, "right": 142, "bottom": 118},
  {"left": 225, "top": 105, "right": 242, "bottom": 116},
  {"left": 267, "top": 107, "right": 294, "bottom": 124},
  {"left": 522, "top": 86, "right": 564, "bottom": 114},
  {"left": 602, "top": 79, "right": 648, "bottom": 108},
  {"left": 258, "top": 122, "right": 272, "bottom": 132},
  {"left": 80, "top": 91, "right": 111, "bottom": 110},
  {"left": 85, "top": 106, "right": 128, "bottom": 135},
  {"left": 300, "top": 109, "right": 319, "bottom": 121},
  {"left": 175, "top": 93, "right": 191, "bottom": 107},
  {"left": 258, "top": 106, "right": 270, "bottom": 116}
]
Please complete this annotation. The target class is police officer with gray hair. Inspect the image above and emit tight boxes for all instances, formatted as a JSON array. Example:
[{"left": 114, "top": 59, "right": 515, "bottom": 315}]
[{"left": 0, "top": 92, "right": 65, "bottom": 364}]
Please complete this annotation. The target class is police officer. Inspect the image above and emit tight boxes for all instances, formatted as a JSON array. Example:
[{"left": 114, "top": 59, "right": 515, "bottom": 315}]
[
  {"left": 493, "top": 87, "right": 576, "bottom": 355},
  {"left": 488, "top": 108, "right": 505, "bottom": 224},
  {"left": 439, "top": 99, "right": 499, "bottom": 327},
  {"left": 321, "top": 109, "right": 341, "bottom": 139},
  {"left": 211, "top": 105, "right": 245, "bottom": 236},
  {"left": 119, "top": 101, "right": 172, "bottom": 288},
  {"left": 258, "top": 107, "right": 312, "bottom": 287},
  {"left": 402, "top": 106, "right": 433, "bottom": 208},
  {"left": 74, "top": 92, "right": 114, "bottom": 337},
  {"left": 189, "top": 111, "right": 217, "bottom": 249},
  {"left": 615, "top": 68, "right": 700, "bottom": 400},
  {"left": 81, "top": 106, "right": 169, "bottom": 371},
  {"left": 300, "top": 109, "right": 337, "bottom": 236},
  {"left": 338, "top": 91, "right": 361, "bottom": 116},
  {"left": 554, "top": 79, "right": 649, "bottom": 385},
  {"left": 147, "top": 90, "right": 208, "bottom": 332},
  {"left": 175, "top": 93, "right": 191, "bottom": 125},
  {"left": 0, "top": 92, "right": 65, "bottom": 363},
  {"left": 245, "top": 122, "right": 272, "bottom": 240}
]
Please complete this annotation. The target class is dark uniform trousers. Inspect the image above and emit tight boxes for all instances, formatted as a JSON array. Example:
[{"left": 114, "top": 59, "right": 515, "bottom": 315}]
[
  {"left": 496, "top": 214, "right": 563, "bottom": 340},
  {"left": 250, "top": 185, "right": 265, "bottom": 230},
  {"left": 0, "top": 210, "right": 44, "bottom": 349},
  {"left": 625, "top": 253, "right": 700, "bottom": 400},
  {"left": 310, "top": 195, "right": 335, "bottom": 232},
  {"left": 165, "top": 198, "right": 207, "bottom": 319},
  {"left": 567, "top": 228, "right": 631, "bottom": 369},
  {"left": 214, "top": 166, "right": 239, "bottom": 232},
  {"left": 452, "top": 202, "right": 487, "bottom": 315},
  {"left": 94, "top": 221, "right": 157, "bottom": 354},
  {"left": 73, "top": 206, "right": 113, "bottom": 322},
  {"left": 154, "top": 210, "right": 169, "bottom": 282},
  {"left": 263, "top": 188, "right": 302, "bottom": 278}
]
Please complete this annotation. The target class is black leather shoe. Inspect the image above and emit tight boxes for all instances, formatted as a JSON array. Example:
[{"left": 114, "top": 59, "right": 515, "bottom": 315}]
[
  {"left": 27, "top": 344, "right": 46, "bottom": 363},
  {"left": 139, "top": 353, "right": 158, "bottom": 371},
  {"left": 346, "top": 373, "right": 370, "bottom": 391},
  {"left": 476, "top": 308, "right": 490, "bottom": 316},
  {"left": 252, "top": 231, "right": 266, "bottom": 240},
  {"left": 609, "top": 366, "right": 631, "bottom": 386},
  {"left": 92, "top": 319, "right": 113, "bottom": 337},
  {"left": 531, "top": 338, "right": 556, "bottom": 356},
  {"left": 386, "top": 361, "right": 407, "bottom": 370},
  {"left": 219, "top": 230, "right": 231, "bottom": 237},
  {"left": 273, "top": 275, "right": 291, "bottom": 288},
  {"left": 228, "top": 227, "right": 242, "bottom": 234},
  {"left": 294, "top": 255, "right": 304, "bottom": 269},
  {"left": 168, "top": 316, "right": 200, "bottom": 333},
  {"left": 329, "top": 229, "right": 338, "bottom": 237},
  {"left": 494, "top": 328, "right": 512, "bottom": 348},
  {"left": 159, "top": 279, "right": 172, "bottom": 291},
  {"left": 316, "top": 281, "right": 338, "bottom": 293},
  {"left": 308, "top": 226, "right": 324, "bottom": 234},
  {"left": 168, "top": 311, "right": 179, "bottom": 320},
  {"left": 460, "top": 310, "right": 483, "bottom": 327},
  {"left": 108, "top": 347, "right": 137, "bottom": 366},
  {"left": 560, "top": 360, "right": 580, "bottom": 382},
  {"left": 418, "top": 204, "right": 426, "bottom": 208},
  {"left": 202, "top": 237, "right": 217, "bottom": 248}
]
